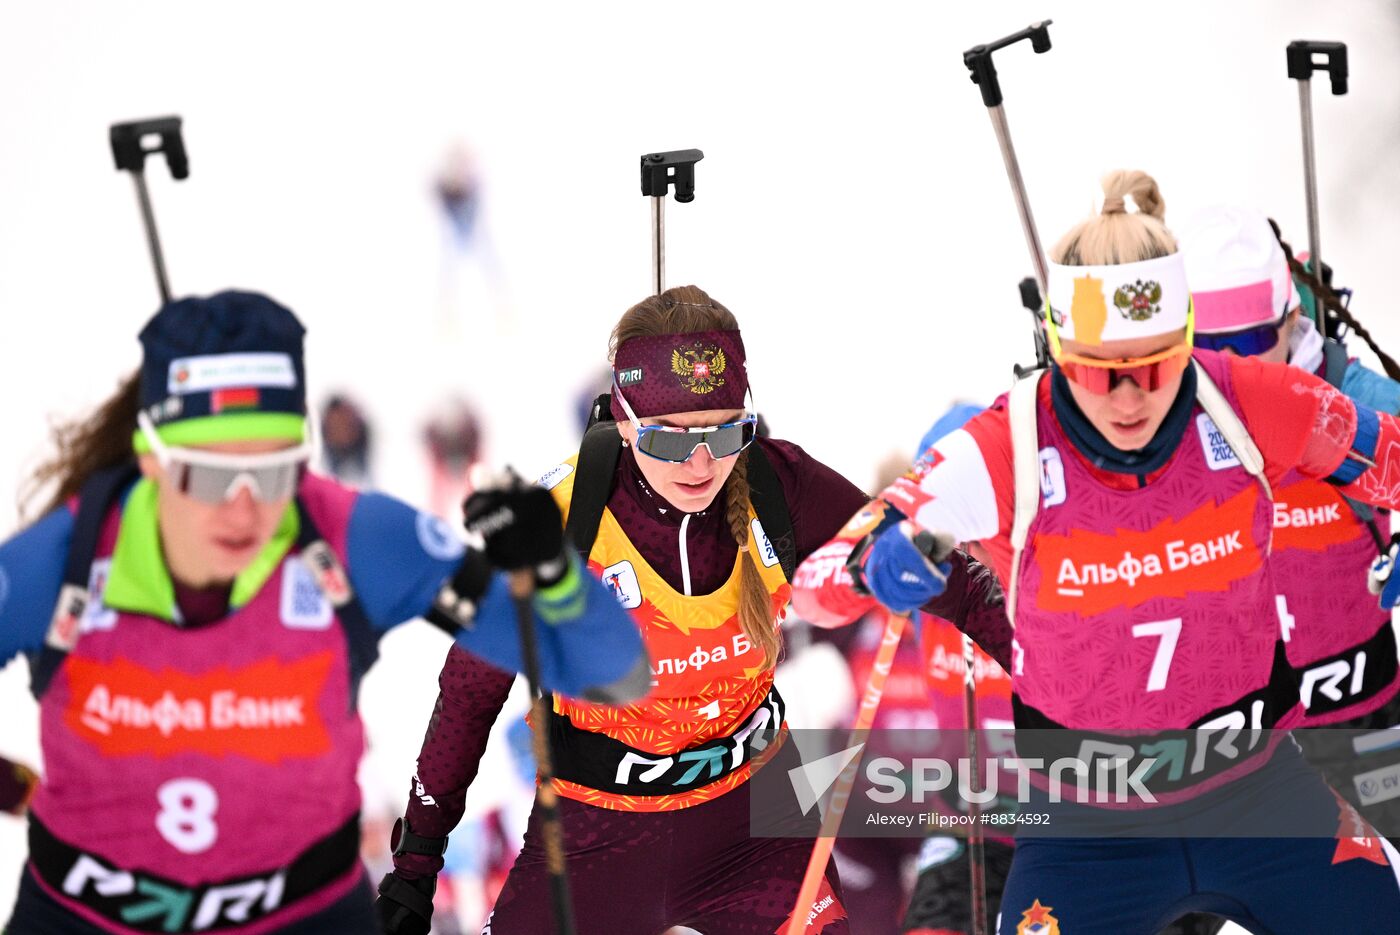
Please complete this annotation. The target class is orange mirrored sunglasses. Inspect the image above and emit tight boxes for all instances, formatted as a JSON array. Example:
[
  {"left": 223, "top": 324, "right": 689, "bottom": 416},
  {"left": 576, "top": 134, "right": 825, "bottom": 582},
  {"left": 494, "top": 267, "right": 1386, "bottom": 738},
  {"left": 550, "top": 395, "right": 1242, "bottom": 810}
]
[{"left": 1045, "top": 301, "right": 1195, "bottom": 395}]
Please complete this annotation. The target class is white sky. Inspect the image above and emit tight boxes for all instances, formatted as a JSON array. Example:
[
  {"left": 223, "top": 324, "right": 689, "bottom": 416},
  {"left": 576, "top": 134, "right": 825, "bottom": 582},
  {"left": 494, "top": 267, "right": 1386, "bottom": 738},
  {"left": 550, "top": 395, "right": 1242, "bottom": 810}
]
[{"left": 1, "top": 0, "right": 1397, "bottom": 921}]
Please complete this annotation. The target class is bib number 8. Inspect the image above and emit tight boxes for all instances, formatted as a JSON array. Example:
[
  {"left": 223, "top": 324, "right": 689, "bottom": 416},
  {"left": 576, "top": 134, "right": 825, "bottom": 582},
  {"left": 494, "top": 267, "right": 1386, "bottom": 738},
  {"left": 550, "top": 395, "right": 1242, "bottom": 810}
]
[{"left": 156, "top": 778, "right": 219, "bottom": 854}]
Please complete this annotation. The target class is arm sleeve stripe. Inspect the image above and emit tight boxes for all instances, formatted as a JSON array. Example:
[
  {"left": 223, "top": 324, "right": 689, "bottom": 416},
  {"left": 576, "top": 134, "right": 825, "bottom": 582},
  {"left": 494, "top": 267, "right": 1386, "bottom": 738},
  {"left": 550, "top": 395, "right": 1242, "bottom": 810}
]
[{"left": 1330, "top": 400, "right": 1380, "bottom": 485}]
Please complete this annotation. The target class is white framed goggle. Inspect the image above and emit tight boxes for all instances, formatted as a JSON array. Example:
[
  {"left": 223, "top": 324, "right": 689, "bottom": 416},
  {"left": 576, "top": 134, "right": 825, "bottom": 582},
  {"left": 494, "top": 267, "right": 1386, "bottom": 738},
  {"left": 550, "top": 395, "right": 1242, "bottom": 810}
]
[
  {"left": 612, "top": 379, "right": 758, "bottom": 463},
  {"left": 138, "top": 411, "right": 312, "bottom": 504}
]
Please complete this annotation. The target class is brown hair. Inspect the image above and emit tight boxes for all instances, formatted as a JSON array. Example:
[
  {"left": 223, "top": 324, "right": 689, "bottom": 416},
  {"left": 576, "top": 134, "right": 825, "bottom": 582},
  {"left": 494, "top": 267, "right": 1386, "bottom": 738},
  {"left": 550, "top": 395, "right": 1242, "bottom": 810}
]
[
  {"left": 610, "top": 285, "right": 780, "bottom": 669},
  {"left": 1267, "top": 220, "right": 1400, "bottom": 382},
  {"left": 1050, "top": 170, "right": 1177, "bottom": 266},
  {"left": 21, "top": 371, "right": 142, "bottom": 521},
  {"left": 871, "top": 450, "right": 912, "bottom": 497}
]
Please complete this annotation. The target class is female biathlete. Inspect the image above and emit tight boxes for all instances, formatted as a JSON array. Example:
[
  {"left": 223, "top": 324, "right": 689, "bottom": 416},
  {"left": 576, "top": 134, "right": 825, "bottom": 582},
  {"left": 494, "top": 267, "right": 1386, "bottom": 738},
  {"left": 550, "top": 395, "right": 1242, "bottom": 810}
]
[
  {"left": 372, "top": 286, "right": 1011, "bottom": 934},
  {"left": 793, "top": 172, "right": 1400, "bottom": 934},
  {"left": 0, "top": 291, "right": 646, "bottom": 935},
  {"left": 1180, "top": 204, "right": 1400, "bottom": 845}
]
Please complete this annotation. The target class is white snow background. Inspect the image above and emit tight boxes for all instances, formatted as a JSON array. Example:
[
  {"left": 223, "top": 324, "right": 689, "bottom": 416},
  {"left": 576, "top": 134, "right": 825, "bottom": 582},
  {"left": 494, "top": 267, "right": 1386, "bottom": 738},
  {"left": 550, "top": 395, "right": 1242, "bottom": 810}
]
[{"left": 2, "top": 1, "right": 1399, "bottom": 931}]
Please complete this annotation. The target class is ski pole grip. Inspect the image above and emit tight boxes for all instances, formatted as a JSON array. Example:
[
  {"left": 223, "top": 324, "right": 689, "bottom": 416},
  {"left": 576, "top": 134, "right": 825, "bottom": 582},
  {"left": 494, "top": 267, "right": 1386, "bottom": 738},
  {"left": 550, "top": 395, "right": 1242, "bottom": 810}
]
[
  {"left": 963, "top": 20, "right": 1053, "bottom": 108},
  {"left": 640, "top": 149, "right": 704, "bottom": 203},
  {"left": 1287, "top": 41, "right": 1348, "bottom": 95},
  {"left": 110, "top": 116, "right": 189, "bottom": 179}
]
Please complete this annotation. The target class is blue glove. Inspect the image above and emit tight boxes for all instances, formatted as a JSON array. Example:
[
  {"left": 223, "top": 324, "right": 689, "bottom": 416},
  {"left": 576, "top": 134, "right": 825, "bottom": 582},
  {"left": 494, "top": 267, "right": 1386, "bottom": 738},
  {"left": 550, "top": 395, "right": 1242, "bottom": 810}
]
[
  {"left": 457, "top": 556, "right": 649, "bottom": 704},
  {"left": 860, "top": 522, "right": 952, "bottom": 613},
  {"left": 1370, "top": 536, "right": 1400, "bottom": 610}
]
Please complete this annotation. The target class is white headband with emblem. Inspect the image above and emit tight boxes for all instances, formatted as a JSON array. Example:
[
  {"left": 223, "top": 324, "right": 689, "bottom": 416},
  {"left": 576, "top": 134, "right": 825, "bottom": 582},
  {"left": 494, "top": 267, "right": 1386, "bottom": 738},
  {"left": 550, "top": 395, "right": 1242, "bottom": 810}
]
[{"left": 1046, "top": 253, "right": 1191, "bottom": 347}]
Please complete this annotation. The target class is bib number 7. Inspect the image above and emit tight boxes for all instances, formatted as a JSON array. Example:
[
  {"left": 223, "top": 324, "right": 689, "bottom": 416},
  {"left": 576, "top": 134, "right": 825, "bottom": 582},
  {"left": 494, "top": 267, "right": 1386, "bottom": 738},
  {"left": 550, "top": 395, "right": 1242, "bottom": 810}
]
[{"left": 1131, "top": 618, "right": 1182, "bottom": 693}]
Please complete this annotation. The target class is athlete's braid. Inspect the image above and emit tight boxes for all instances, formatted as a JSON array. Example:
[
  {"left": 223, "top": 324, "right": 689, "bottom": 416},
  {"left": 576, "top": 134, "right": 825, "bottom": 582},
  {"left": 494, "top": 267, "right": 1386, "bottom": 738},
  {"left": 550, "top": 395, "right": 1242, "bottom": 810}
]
[
  {"left": 1269, "top": 219, "right": 1400, "bottom": 381},
  {"left": 21, "top": 369, "right": 143, "bottom": 522},
  {"left": 723, "top": 450, "right": 781, "bottom": 669}
]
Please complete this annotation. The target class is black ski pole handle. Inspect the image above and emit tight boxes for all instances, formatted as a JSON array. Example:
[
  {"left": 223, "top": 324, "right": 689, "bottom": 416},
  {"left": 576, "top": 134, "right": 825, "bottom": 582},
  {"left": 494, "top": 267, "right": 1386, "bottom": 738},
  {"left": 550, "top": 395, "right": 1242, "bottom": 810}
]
[
  {"left": 110, "top": 116, "right": 187, "bottom": 306},
  {"left": 963, "top": 21, "right": 1052, "bottom": 108},
  {"left": 110, "top": 116, "right": 189, "bottom": 180},
  {"left": 1018, "top": 276, "right": 1042, "bottom": 314},
  {"left": 641, "top": 148, "right": 703, "bottom": 295},
  {"left": 640, "top": 149, "right": 704, "bottom": 202},
  {"left": 1016, "top": 276, "right": 1050, "bottom": 374},
  {"left": 1287, "top": 41, "right": 1348, "bottom": 95}
]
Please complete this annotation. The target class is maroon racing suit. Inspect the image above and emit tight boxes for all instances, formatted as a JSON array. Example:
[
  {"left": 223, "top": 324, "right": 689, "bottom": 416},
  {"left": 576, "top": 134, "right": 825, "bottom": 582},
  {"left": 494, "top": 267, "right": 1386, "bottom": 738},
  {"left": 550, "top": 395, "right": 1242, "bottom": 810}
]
[{"left": 391, "top": 439, "right": 1008, "bottom": 934}]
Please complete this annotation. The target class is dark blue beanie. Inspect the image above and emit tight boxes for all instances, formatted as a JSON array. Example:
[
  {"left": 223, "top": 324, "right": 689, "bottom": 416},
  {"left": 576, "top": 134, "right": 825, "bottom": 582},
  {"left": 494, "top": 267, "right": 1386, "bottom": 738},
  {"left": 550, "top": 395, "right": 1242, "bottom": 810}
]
[{"left": 134, "top": 291, "right": 308, "bottom": 451}]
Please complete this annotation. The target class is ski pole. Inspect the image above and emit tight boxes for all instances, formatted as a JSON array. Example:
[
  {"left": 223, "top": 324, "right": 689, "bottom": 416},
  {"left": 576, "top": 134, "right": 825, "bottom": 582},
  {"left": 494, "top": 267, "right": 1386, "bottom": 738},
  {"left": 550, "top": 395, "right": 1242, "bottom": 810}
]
[
  {"left": 1286, "top": 40, "right": 1347, "bottom": 291},
  {"left": 783, "top": 609, "right": 908, "bottom": 935},
  {"left": 110, "top": 116, "right": 188, "bottom": 305},
  {"left": 507, "top": 567, "right": 577, "bottom": 935},
  {"left": 963, "top": 22, "right": 1054, "bottom": 370},
  {"left": 961, "top": 632, "right": 988, "bottom": 935},
  {"left": 640, "top": 149, "right": 703, "bottom": 295}
]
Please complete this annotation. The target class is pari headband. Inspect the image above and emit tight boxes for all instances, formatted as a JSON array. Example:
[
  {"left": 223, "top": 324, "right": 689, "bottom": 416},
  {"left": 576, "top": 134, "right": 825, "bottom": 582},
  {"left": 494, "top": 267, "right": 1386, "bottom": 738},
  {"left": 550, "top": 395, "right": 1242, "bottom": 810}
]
[
  {"left": 610, "top": 329, "right": 749, "bottom": 419},
  {"left": 1046, "top": 253, "right": 1191, "bottom": 347}
]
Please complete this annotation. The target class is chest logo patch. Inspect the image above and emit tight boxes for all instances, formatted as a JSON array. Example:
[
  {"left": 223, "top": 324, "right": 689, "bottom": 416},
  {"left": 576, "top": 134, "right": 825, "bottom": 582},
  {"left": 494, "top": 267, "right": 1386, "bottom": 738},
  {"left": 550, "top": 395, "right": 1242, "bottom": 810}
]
[
  {"left": 82, "top": 559, "right": 119, "bottom": 634},
  {"left": 750, "top": 518, "right": 781, "bottom": 569},
  {"left": 416, "top": 512, "right": 466, "bottom": 562},
  {"left": 280, "top": 558, "right": 333, "bottom": 630},
  {"left": 1039, "top": 447, "right": 1067, "bottom": 507},
  {"left": 538, "top": 462, "right": 574, "bottom": 491},
  {"left": 600, "top": 560, "right": 642, "bottom": 609},
  {"left": 1196, "top": 413, "right": 1242, "bottom": 471}
]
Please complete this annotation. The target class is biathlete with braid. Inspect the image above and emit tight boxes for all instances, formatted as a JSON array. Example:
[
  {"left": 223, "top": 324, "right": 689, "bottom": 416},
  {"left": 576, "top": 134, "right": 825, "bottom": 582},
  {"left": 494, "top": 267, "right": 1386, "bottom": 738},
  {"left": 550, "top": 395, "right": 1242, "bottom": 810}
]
[
  {"left": 793, "top": 171, "right": 1400, "bottom": 935},
  {"left": 1180, "top": 205, "right": 1400, "bottom": 851},
  {"left": 373, "top": 285, "right": 1013, "bottom": 935}
]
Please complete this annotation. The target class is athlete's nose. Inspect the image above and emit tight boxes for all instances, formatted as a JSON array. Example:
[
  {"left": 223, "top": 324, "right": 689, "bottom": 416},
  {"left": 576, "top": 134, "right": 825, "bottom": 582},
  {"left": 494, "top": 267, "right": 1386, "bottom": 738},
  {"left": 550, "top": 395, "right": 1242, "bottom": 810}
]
[
  {"left": 685, "top": 444, "right": 716, "bottom": 473},
  {"left": 219, "top": 486, "right": 260, "bottom": 528},
  {"left": 1107, "top": 377, "right": 1147, "bottom": 410}
]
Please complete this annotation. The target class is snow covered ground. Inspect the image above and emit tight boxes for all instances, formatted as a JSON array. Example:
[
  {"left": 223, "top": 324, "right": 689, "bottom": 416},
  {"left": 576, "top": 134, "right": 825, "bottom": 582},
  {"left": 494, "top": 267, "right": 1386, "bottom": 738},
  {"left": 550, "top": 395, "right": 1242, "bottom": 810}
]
[{"left": 2, "top": 1, "right": 1399, "bottom": 931}]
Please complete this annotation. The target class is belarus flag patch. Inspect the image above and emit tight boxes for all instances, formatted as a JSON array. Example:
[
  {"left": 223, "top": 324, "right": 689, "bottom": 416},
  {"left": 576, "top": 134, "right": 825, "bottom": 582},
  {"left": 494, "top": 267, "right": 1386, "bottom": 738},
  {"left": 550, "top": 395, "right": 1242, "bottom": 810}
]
[{"left": 211, "top": 387, "right": 261, "bottom": 413}]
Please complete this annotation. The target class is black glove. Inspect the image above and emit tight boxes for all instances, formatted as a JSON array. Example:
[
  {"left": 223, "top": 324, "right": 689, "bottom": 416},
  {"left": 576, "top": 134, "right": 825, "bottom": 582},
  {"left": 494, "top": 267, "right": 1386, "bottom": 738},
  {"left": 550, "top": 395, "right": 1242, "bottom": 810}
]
[
  {"left": 0, "top": 757, "right": 37, "bottom": 816},
  {"left": 464, "top": 472, "right": 568, "bottom": 585},
  {"left": 375, "top": 872, "right": 435, "bottom": 935}
]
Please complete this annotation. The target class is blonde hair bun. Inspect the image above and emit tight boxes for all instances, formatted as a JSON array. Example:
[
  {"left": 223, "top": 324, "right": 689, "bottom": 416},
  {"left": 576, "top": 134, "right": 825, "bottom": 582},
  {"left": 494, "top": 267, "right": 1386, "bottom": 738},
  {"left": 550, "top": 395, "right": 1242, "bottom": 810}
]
[
  {"left": 1100, "top": 169, "right": 1166, "bottom": 220},
  {"left": 1050, "top": 168, "right": 1176, "bottom": 266}
]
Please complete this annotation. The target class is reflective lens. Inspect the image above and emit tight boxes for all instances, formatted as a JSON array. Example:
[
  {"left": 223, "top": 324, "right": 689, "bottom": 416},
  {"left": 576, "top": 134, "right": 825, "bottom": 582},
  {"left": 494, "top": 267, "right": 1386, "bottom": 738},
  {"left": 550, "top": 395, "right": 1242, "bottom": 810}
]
[
  {"left": 1193, "top": 322, "right": 1281, "bottom": 357},
  {"left": 171, "top": 458, "right": 305, "bottom": 504},
  {"left": 1043, "top": 294, "right": 1197, "bottom": 396},
  {"left": 1055, "top": 349, "right": 1191, "bottom": 395},
  {"left": 137, "top": 410, "right": 311, "bottom": 504},
  {"left": 635, "top": 419, "right": 757, "bottom": 463}
]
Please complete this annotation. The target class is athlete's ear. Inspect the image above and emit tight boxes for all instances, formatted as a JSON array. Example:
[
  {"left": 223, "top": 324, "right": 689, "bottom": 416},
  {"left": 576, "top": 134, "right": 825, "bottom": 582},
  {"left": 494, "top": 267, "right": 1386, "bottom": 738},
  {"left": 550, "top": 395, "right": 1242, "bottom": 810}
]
[
  {"left": 137, "top": 452, "right": 162, "bottom": 482},
  {"left": 616, "top": 419, "right": 637, "bottom": 448}
]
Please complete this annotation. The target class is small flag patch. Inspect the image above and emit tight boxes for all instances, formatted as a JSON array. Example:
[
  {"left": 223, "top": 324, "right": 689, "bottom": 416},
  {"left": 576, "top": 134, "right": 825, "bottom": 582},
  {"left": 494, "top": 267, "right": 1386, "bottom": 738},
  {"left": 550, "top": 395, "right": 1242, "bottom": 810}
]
[{"left": 212, "top": 387, "right": 261, "bottom": 413}]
